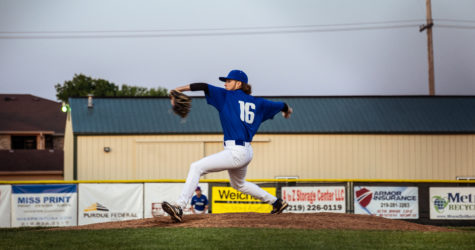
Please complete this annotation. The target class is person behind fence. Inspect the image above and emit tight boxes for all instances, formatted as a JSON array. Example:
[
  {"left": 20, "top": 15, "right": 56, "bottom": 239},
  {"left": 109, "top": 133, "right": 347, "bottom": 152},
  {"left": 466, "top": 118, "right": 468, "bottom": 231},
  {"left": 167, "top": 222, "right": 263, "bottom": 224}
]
[{"left": 190, "top": 186, "right": 208, "bottom": 214}]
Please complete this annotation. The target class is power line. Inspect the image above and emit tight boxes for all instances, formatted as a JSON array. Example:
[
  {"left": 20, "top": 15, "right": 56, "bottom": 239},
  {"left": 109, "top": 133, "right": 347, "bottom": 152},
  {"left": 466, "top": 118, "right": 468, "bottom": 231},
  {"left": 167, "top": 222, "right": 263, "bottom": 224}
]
[
  {"left": 4, "top": 18, "right": 473, "bottom": 40},
  {"left": 434, "top": 18, "right": 475, "bottom": 29},
  {"left": 1, "top": 18, "right": 473, "bottom": 40},
  {"left": 437, "top": 24, "right": 475, "bottom": 29},
  {"left": 0, "top": 25, "right": 419, "bottom": 39},
  {"left": 0, "top": 24, "right": 422, "bottom": 40},
  {"left": 434, "top": 18, "right": 475, "bottom": 24},
  {"left": 0, "top": 19, "right": 425, "bottom": 35}
]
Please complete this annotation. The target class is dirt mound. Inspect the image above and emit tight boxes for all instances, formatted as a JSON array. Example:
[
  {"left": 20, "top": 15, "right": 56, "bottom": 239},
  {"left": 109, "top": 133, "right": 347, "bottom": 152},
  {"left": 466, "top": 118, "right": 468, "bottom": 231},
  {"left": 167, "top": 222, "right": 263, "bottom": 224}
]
[{"left": 52, "top": 213, "right": 453, "bottom": 232}]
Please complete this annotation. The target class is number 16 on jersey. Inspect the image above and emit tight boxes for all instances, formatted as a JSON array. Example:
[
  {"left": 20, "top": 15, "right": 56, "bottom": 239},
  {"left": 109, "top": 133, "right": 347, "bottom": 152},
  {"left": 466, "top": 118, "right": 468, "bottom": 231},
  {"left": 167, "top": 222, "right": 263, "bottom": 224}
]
[{"left": 238, "top": 101, "right": 255, "bottom": 124}]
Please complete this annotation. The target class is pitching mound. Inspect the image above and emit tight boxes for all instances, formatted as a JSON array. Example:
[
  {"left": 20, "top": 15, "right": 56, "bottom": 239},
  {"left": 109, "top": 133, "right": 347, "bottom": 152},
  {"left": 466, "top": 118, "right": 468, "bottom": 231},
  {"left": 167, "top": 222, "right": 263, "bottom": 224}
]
[{"left": 53, "top": 213, "right": 453, "bottom": 232}]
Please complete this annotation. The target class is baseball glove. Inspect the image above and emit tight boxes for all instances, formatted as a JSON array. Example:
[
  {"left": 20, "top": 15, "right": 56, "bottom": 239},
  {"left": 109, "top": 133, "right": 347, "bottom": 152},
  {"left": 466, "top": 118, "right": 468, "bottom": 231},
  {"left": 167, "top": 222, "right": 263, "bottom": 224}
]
[{"left": 170, "top": 90, "right": 191, "bottom": 118}]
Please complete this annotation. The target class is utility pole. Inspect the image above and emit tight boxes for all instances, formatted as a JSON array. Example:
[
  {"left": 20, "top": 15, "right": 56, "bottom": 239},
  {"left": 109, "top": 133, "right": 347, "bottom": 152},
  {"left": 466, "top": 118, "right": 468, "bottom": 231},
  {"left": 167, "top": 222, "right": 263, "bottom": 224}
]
[{"left": 420, "top": 0, "right": 435, "bottom": 95}]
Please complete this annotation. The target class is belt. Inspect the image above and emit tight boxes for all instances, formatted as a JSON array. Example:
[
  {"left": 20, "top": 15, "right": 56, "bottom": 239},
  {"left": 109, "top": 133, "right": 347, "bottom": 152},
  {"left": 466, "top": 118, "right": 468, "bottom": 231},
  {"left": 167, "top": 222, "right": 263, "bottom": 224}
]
[{"left": 224, "top": 140, "right": 250, "bottom": 147}]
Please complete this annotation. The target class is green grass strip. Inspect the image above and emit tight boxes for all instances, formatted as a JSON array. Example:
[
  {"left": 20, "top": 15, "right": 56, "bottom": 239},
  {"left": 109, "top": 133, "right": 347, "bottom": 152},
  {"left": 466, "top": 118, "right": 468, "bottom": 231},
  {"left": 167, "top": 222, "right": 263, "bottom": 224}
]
[{"left": 1, "top": 227, "right": 474, "bottom": 250}]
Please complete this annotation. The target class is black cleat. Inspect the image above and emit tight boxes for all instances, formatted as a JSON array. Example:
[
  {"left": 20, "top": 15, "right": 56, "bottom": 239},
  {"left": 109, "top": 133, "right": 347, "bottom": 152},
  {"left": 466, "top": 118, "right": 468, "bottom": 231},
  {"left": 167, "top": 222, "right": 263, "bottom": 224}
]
[
  {"left": 271, "top": 198, "right": 288, "bottom": 214},
  {"left": 161, "top": 201, "right": 183, "bottom": 222}
]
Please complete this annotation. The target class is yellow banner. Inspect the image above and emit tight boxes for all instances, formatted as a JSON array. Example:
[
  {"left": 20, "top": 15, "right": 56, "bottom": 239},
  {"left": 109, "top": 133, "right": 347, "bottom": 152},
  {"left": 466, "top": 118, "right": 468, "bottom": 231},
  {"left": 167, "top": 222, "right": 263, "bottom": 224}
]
[{"left": 212, "top": 187, "right": 276, "bottom": 213}]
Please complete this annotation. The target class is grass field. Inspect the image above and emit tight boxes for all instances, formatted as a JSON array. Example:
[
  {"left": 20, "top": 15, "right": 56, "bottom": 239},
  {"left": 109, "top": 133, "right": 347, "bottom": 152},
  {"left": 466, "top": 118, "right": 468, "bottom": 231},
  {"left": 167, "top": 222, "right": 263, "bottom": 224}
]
[{"left": 1, "top": 227, "right": 474, "bottom": 250}]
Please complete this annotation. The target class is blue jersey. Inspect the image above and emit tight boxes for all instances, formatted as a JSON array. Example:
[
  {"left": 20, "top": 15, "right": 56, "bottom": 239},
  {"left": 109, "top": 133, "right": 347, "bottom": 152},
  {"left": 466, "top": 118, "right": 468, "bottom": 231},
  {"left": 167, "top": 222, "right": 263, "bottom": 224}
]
[
  {"left": 191, "top": 194, "right": 208, "bottom": 211},
  {"left": 206, "top": 85, "right": 285, "bottom": 142}
]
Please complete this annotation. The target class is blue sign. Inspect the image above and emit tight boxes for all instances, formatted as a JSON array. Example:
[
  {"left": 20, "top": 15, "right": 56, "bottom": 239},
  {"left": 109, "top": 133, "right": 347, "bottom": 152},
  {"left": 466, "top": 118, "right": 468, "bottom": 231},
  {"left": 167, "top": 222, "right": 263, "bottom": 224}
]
[{"left": 12, "top": 184, "right": 78, "bottom": 227}]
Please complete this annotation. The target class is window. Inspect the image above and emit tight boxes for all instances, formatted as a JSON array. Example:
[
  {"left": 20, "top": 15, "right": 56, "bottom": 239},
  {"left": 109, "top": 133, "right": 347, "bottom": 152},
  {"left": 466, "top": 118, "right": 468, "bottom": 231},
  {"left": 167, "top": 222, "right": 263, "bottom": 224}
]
[
  {"left": 45, "top": 135, "right": 54, "bottom": 149},
  {"left": 11, "top": 136, "right": 37, "bottom": 149}
]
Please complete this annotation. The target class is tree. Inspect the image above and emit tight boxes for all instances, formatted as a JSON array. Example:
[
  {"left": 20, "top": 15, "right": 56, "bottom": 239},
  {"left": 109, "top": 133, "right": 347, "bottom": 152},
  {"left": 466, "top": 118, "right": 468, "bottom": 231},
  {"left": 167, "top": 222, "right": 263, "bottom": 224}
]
[
  {"left": 117, "top": 84, "right": 148, "bottom": 97},
  {"left": 117, "top": 85, "right": 168, "bottom": 97},
  {"left": 55, "top": 74, "right": 168, "bottom": 102}
]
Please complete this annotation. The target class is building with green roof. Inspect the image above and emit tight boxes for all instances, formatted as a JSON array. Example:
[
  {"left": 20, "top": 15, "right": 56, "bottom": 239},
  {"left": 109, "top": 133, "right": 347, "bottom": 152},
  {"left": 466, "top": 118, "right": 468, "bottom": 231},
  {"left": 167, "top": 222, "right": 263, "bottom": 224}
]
[{"left": 64, "top": 96, "right": 475, "bottom": 181}]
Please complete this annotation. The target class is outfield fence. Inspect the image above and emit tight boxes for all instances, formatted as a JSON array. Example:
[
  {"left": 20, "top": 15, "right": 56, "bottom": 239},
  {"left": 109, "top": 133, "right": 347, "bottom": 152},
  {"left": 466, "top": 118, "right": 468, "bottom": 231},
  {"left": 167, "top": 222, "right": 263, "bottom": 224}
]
[{"left": 1, "top": 179, "right": 474, "bottom": 228}]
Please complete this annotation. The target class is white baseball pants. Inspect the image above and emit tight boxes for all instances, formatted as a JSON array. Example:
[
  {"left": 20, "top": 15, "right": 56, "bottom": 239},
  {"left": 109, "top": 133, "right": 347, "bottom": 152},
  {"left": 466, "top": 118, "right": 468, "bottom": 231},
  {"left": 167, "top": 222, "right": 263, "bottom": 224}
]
[
  {"left": 176, "top": 140, "right": 278, "bottom": 209},
  {"left": 193, "top": 209, "right": 207, "bottom": 214}
]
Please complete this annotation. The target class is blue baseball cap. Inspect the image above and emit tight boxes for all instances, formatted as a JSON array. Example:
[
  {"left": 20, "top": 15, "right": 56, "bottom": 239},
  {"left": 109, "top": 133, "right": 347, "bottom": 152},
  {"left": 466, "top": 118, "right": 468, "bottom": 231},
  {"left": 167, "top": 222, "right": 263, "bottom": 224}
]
[
  {"left": 219, "top": 70, "right": 248, "bottom": 84},
  {"left": 196, "top": 186, "right": 201, "bottom": 191}
]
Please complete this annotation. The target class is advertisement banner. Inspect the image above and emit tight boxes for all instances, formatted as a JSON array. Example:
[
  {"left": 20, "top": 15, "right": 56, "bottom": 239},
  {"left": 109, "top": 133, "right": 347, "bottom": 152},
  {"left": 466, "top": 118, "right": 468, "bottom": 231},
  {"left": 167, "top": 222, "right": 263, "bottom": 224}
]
[
  {"left": 354, "top": 186, "right": 418, "bottom": 219},
  {"left": 430, "top": 187, "right": 475, "bottom": 220},
  {"left": 11, "top": 184, "right": 77, "bottom": 227},
  {"left": 0, "top": 185, "right": 12, "bottom": 228},
  {"left": 144, "top": 183, "right": 209, "bottom": 218},
  {"left": 282, "top": 186, "right": 345, "bottom": 213},
  {"left": 78, "top": 184, "right": 143, "bottom": 225},
  {"left": 212, "top": 187, "right": 276, "bottom": 213}
]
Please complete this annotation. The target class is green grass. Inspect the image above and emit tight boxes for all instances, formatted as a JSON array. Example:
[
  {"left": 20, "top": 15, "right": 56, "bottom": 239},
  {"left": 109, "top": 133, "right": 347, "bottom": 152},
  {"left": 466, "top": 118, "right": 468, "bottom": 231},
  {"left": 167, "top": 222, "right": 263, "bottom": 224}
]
[{"left": 1, "top": 227, "right": 474, "bottom": 250}]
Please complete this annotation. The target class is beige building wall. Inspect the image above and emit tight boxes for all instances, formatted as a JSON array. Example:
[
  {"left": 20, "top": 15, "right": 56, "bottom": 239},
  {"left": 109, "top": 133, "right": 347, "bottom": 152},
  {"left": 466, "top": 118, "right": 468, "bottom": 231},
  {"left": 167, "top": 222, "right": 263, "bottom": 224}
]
[{"left": 65, "top": 133, "right": 475, "bottom": 181}]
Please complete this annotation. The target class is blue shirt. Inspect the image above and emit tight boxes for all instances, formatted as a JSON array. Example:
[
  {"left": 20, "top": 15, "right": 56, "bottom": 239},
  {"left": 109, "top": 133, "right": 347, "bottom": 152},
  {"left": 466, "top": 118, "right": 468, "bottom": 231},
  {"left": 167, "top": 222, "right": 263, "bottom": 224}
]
[
  {"left": 206, "top": 85, "right": 285, "bottom": 142},
  {"left": 191, "top": 194, "right": 208, "bottom": 211}
]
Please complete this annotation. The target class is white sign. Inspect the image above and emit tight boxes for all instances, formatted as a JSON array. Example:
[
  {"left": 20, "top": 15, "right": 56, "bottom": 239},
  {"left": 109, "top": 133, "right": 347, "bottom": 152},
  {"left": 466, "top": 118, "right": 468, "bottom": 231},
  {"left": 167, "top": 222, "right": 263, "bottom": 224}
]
[
  {"left": 430, "top": 187, "right": 475, "bottom": 220},
  {"left": 78, "top": 184, "right": 143, "bottom": 225},
  {"left": 282, "top": 186, "right": 345, "bottom": 213},
  {"left": 354, "top": 186, "right": 419, "bottom": 219},
  {"left": 0, "top": 185, "right": 11, "bottom": 228},
  {"left": 11, "top": 184, "right": 77, "bottom": 227},
  {"left": 144, "top": 183, "right": 209, "bottom": 218}
]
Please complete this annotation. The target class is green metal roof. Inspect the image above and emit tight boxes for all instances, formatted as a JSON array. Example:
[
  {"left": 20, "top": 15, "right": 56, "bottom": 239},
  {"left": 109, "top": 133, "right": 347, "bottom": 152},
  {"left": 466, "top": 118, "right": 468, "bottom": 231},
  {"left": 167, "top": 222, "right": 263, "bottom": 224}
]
[{"left": 69, "top": 96, "right": 475, "bottom": 135}]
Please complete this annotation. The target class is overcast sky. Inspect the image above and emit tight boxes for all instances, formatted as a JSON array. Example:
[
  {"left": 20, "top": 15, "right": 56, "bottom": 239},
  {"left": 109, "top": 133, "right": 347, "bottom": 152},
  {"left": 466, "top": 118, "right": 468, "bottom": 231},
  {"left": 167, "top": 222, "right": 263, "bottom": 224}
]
[{"left": 1, "top": 0, "right": 474, "bottom": 101}]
